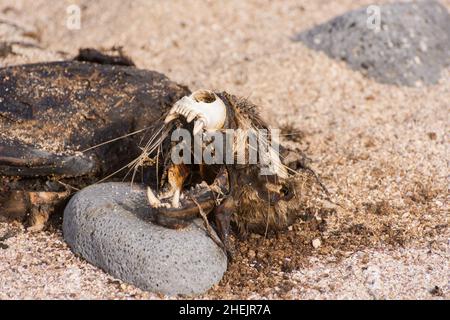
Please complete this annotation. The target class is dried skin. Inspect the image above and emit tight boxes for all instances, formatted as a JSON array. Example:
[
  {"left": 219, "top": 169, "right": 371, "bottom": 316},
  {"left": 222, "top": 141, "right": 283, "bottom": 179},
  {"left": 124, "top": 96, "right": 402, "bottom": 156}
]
[{"left": 0, "top": 60, "right": 190, "bottom": 224}]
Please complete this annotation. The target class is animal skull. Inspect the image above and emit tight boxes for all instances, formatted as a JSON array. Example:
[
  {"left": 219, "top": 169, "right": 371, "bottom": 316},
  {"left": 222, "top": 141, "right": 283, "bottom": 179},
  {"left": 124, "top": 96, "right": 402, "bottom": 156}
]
[
  {"left": 156, "top": 89, "right": 289, "bottom": 210},
  {"left": 152, "top": 90, "right": 227, "bottom": 210},
  {"left": 165, "top": 89, "right": 227, "bottom": 134}
]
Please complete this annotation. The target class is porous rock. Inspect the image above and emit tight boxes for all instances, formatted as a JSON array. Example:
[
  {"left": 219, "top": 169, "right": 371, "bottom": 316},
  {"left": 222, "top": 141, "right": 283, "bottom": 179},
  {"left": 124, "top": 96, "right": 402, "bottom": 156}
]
[{"left": 63, "top": 182, "right": 227, "bottom": 295}]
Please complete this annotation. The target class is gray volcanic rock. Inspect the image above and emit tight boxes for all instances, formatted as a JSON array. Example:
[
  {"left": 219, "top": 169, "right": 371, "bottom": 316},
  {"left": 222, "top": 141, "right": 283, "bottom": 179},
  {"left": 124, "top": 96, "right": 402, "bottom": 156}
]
[
  {"left": 63, "top": 182, "right": 227, "bottom": 296},
  {"left": 294, "top": 0, "right": 450, "bottom": 86}
]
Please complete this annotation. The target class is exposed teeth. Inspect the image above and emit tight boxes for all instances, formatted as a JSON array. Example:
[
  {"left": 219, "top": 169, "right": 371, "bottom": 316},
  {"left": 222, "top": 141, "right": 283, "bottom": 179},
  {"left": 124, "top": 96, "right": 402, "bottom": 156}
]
[
  {"left": 186, "top": 111, "right": 197, "bottom": 123},
  {"left": 164, "top": 90, "right": 227, "bottom": 135}
]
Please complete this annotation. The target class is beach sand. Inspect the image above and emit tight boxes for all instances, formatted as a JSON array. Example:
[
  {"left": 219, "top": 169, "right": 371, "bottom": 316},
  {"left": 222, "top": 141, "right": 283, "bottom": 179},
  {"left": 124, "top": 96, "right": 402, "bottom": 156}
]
[{"left": 0, "top": 0, "right": 448, "bottom": 299}]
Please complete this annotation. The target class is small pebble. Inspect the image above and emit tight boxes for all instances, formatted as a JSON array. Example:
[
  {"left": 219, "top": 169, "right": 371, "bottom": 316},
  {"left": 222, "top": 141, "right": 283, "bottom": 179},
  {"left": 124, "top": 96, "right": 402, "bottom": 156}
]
[{"left": 312, "top": 238, "right": 322, "bottom": 249}]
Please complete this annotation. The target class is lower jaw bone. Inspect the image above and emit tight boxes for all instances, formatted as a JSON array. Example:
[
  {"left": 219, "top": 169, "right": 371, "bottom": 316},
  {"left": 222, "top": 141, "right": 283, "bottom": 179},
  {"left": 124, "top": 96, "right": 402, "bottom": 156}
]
[{"left": 146, "top": 187, "right": 171, "bottom": 208}]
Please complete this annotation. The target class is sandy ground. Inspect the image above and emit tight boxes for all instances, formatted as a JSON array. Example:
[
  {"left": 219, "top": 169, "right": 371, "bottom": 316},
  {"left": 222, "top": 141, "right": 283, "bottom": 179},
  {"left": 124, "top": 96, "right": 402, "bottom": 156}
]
[{"left": 0, "top": 0, "right": 449, "bottom": 299}]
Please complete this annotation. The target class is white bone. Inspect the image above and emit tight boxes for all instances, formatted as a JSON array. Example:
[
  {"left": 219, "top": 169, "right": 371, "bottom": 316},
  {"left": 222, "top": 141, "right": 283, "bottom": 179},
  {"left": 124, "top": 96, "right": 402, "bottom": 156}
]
[
  {"left": 164, "top": 90, "right": 227, "bottom": 134},
  {"left": 147, "top": 187, "right": 162, "bottom": 207},
  {"left": 171, "top": 188, "right": 181, "bottom": 208},
  {"left": 147, "top": 187, "right": 172, "bottom": 208},
  {"left": 186, "top": 111, "right": 197, "bottom": 123},
  {"left": 164, "top": 112, "right": 178, "bottom": 123},
  {"left": 193, "top": 119, "right": 206, "bottom": 136}
]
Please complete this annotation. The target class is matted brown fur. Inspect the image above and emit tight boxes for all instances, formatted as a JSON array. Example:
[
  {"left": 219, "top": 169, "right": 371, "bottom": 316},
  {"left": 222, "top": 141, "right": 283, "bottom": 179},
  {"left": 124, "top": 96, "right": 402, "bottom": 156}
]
[{"left": 214, "top": 92, "right": 324, "bottom": 236}]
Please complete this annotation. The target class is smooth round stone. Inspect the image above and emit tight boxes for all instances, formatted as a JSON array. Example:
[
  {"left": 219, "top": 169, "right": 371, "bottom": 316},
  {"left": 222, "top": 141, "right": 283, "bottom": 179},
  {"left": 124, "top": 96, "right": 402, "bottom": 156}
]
[{"left": 63, "top": 182, "right": 227, "bottom": 295}]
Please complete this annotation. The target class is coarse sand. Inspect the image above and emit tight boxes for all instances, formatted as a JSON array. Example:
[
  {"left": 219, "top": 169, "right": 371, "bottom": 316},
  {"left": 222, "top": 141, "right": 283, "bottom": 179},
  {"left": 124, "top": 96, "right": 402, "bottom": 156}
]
[{"left": 0, "top": 0, "right": 448, "bottom": 299}]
